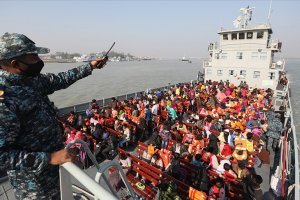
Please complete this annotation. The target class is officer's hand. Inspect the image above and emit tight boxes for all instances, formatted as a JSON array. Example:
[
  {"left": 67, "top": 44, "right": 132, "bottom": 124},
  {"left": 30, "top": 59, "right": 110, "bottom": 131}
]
[
  {"left": 49, "top": 148, "right": 78, "bottom": 165},
  {"left": 90, "top": 56, "right": 108, "bottom": 69}
]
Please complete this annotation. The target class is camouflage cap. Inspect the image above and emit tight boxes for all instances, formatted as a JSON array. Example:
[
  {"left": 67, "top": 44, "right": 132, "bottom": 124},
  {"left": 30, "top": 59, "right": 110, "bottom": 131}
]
[{"left": 0, "top": 32, "right": 49, "bottom": 60}]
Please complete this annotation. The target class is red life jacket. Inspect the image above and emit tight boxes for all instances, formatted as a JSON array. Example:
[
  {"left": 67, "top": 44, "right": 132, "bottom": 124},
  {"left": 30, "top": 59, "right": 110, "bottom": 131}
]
[{"left": 211, "top": 185, "right": 220, "bottom": 197}]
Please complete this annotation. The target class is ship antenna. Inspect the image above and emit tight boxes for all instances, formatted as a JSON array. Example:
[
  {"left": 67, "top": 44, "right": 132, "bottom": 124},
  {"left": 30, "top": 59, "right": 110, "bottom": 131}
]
[
  {"left": 268, "top": 0, "right": 273, "bottom": 24},
  {"left": 233, "top": 6, "right": 254, "bottom": 29}
]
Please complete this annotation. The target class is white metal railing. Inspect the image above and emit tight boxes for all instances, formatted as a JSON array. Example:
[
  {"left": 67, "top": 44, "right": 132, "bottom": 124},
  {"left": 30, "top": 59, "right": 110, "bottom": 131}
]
[
  {"left": 60, "top": 140, "right": 136, "bottom": 200},
  {"left": 287, "top": 89, "right": 300, "bottom": 200},
  {"left": 60, "top": 162, "right": 118, "bottom": 200}
]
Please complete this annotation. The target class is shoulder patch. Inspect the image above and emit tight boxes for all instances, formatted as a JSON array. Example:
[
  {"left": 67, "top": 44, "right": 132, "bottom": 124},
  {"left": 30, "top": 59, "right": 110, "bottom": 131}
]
[{"left": 0, "top": 85, "right": 4, "bottom": 101}]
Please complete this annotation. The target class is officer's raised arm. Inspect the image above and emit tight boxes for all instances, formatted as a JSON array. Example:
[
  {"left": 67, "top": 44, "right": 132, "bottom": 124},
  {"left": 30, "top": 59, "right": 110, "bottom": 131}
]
[{"left": 0, "top": 32, "right": 110, "bottom": 199}]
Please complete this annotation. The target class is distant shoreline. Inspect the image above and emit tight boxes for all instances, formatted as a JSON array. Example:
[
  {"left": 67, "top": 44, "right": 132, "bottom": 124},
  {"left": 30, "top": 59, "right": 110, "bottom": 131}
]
[{"left": 43, "top": 59, "right": 76, "bottom": 63}]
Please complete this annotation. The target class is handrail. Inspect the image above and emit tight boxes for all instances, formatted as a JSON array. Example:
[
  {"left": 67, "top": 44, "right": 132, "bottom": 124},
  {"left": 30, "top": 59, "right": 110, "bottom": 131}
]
[
  {"left": 65, "top": 140, "right": 117, "bottom": 197},
  {"left": 95, "top": 160, "right": 138, "bottom": 200},
  {"left": 282, "top": 130, "right": 287, "bottom": 196},
  {"left": 60, "top": 162, "right": 118, "bottom": 200},
  {"left": 287, "top": 89, "right": 300, "bottom": 199}
]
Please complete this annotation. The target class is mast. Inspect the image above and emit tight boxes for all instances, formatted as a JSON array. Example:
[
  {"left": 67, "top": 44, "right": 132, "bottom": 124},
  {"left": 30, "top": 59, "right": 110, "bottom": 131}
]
[{"left": 268, "top": 0, "right": 273, "bottom": 24}]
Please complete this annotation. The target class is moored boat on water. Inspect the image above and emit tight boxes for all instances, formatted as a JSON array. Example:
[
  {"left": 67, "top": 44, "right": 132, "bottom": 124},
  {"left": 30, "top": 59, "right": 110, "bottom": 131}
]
[{"left": 1, "top": 4, "right": 299, "bottom": 200}]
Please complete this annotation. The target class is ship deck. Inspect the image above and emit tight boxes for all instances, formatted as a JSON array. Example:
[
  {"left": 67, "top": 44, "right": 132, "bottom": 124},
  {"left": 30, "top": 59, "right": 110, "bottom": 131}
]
[{"left": 0, "top": 142, "right": 280, "bottom": 200}]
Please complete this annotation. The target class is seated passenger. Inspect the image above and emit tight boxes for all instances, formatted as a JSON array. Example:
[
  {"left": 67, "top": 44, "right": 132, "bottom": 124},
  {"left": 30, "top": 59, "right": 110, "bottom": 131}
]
[
  {"left": 244, "top": 174, "right": 263, "bottom": 200},
  {"left": 209, "top": 177, "right": 226, "bottom": 200},
  {"left": 90, "top": 99, "right": 100, "bottom": 113},
  {"left": 150, "top": 154, "right": 164, "bottom": 170},
  {"left": 234, "top": 161, "right": 250, "bottom": 180},
  {"left": 176, "top": 121, "right": 187, "bottom": 133},
  {"left": 142, "top": 143, "right": 158, "bottom": 163},
  {"left": 119, "top": 124, "right": 130, "bottom": 148},
  {"left": 159, "top": 124, "right": 171, "bottom": 149},
  {"left": 207, "top": 147, "right": 219, "bottom": 170},
  {"left": 216, "top": 159, "right": 231, "bottom": 174},
  {"left": 246, "top": 132, "right": 255, "bottom": 152},
  {"left": 182, "top": 130, "right": 194, "bottom": 144},
  {"left": 159, "top": 181, "right": 181, "bottom": 200},
  {"left": 170, "top": 138, "right": 188, "bottom": 157},
  {"left": 119, "top": 153, "right": 131, "bottom": 175},
  {"left": 188, "top": 134, "right": 204, "bottom": 155},
  {"left": 220, "top": 141, "right": 232, "bottom": 159},
  {"left": 159, "top": 149, "right": 172, "bottom": 170},
  {"left": 208, "top": 133, "right": 219, "bottom": 155},
  {"left": 222, "top": 163, "right": 237, "bottom": 179},
  {"left": 192, "top": 154, "right": 203, "bottom": 167},
  {"left": 200, "top": 107, "right": 209, "bottom": 116}
]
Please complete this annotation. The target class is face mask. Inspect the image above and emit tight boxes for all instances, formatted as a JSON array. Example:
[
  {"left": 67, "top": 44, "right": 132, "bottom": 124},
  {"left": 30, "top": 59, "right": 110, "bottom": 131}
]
[{"left": 17, "top": 60, "right": 44, "bottom": 77}]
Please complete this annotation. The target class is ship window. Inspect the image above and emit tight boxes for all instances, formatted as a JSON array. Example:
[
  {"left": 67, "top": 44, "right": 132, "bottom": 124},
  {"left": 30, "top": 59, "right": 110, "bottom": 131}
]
[
  {"left": 260, "top": 52, "right": 267, "bottom": 60},
  {"left": 251, "top": 52, "right": 258, "bottom": 59},
  {"left": 239, "top": 33, "right": 245, "bottom": 39},
  {"left": 236, "top": 52, "right": 243, "bottom": 59},
  {"left": 217, "top": 70, "right": 223, "bottom": 76},
  {"left": 253, "top": 71, "right": 260, "bottom": 78},
  {"left": 240, "top": 70, "right": 246, "bottom": 76},
  {"left": 206, "top": 69, "right": 212, "bottom": 75},
  {"left": 223, "top": 34, "right": 228, "bottom": 40},
  {"left": 221, "top": 53, "right": 228, "bottom": 59},
  {"left": 229, "top": 70, "right": 234, "bottom": 76},
  {"left": 269, "top": 72, "right": 275, "bottom": 80},
  {"left": 232, "top": 33, "right": 237, "bottom": 40},
  {"left": 215, "top": 53, "right": 219, "bottom": 59},
  {"left": 247, "top": 32, "right": 253, "bottom": 39},
  {"left": 257, "top": 31, "right": 264, "bottom": 39}
]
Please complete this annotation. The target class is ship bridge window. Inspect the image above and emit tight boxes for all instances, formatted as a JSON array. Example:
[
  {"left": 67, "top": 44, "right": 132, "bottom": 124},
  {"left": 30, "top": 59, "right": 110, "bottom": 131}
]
[
  {"left": 240, "top": 70, "right": 246, "bottom": 77},
  {"left": 236, "top": 52, "right": 243, "bottom": 59},
  {"left": 217, "top": 70, "right": 223, "bottom": 76},
  {"left": 253, "top": 71, "right": 260, "bottom": 78},
  {"left": 229, "top": 70, "right": 234, "bottom": 76},
  {"left": 269, "top": 72, "right": 275, "bottom": 80},
  {"left": 232, "top": 33, "right": 237, "bottom": 40},
  {"left": 247, "top": 32, "right": 253, "bottom": 39},
  {"left": 223, "top": 34, "right": 228, "bottom": 40},
  {"left": 215, "top": 53, "right": 219, "bottom": 59},
  {"left": 257, "top": 31, "right": 264, "bottom": 39},
  {"left": 239, "top": 33, "right": 245, "bottom": 39}
]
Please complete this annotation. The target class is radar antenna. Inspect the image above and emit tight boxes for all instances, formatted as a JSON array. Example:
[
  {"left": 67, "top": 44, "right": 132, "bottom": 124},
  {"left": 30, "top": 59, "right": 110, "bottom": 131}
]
[{"left": 233, "top": 6, "right": 255, "bottom": 29}]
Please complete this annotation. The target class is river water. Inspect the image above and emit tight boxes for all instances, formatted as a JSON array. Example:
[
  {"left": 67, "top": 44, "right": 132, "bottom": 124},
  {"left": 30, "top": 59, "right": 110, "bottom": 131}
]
[{"left": 44, "top": 58, "right": 300, "bottom": 138}]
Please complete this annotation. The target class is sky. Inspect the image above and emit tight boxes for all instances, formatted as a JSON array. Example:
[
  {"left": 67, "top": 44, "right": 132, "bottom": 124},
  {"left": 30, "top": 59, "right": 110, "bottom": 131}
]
[{"left": 1, "top": 0, "right": 300, "bottom": 58}]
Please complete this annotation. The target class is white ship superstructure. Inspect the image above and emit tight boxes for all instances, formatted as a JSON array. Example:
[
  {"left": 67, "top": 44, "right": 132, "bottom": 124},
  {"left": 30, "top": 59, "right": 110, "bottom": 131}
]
[{"left": 203, "top": 6, "right": 284, "bottom": 91}]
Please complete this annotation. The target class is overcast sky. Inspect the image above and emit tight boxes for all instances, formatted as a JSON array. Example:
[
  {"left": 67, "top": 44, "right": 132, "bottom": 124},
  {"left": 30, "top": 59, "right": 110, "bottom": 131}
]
[{"left": 1, "top": 0, "right": 299, "bottom": 58}]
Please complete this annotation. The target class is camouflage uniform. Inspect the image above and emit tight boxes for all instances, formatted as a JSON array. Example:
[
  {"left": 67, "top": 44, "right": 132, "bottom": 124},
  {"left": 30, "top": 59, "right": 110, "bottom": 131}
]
[
  {"left": 0, "top": 33, "right": 93, "bottom": 199},
  {"left": 266, "top": 112, "right": 283, "bottom": 151}
]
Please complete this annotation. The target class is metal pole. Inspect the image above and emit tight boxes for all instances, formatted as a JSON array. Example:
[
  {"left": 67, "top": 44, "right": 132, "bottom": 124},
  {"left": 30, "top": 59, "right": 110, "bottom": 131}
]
[
  {"left": 65, "top": 140, "right": 118, "bottom": 198},
  {"left": 95, "top": 160, "right": 137, "bottom": 200},
  {"left": 61, "top": 162, "right": 118, "bottom": 200}
]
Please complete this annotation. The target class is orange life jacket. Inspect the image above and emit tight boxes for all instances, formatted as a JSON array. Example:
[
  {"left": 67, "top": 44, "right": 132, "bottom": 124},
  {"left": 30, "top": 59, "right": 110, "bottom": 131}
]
[{"left": 189, "top": 187, "right": 207, "bottom": 200}]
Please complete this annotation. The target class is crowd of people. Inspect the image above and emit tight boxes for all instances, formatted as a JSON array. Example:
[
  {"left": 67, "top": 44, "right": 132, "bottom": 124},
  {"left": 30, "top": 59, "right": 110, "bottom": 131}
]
[{"left": 62, "top": 79, "right": 283, "bottom": 200}]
